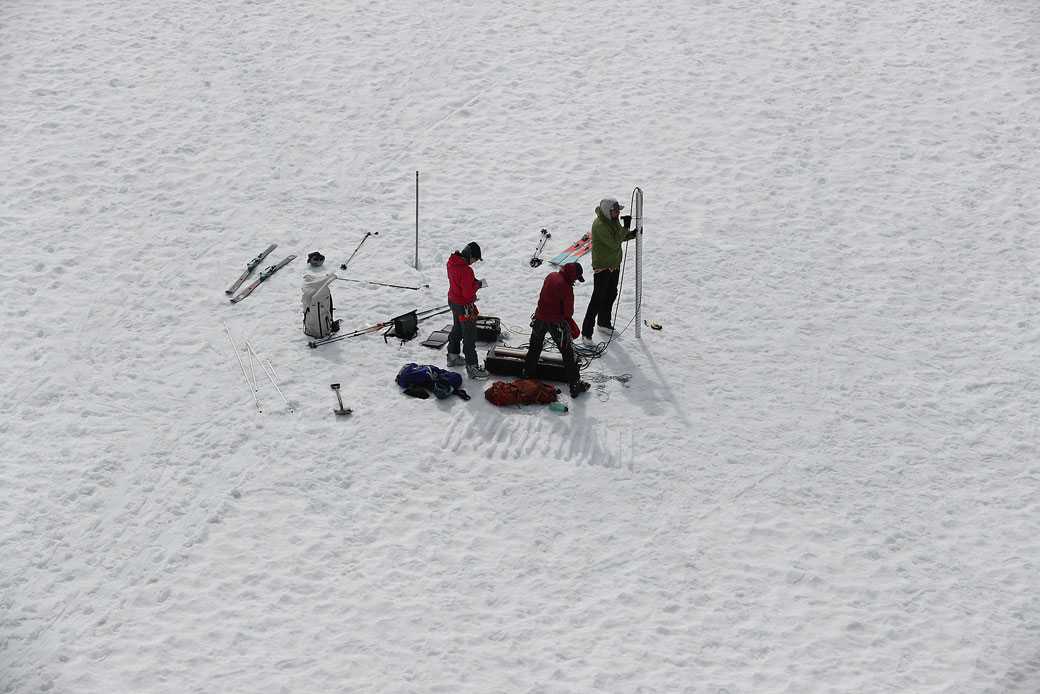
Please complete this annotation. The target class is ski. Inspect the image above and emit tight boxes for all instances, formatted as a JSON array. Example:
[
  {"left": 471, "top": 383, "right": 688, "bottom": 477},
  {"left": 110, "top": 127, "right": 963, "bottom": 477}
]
[
  {"left": 549, "top": 234, "right": 591, "bottom": 266},
  {"left": 230, "top": 255, "right": 297, "bottom": 303},
  {"left": 530, "top": 228, "right": 552, "bottom": 267},
  {"left": 226, "top": 244, "right": 277, "bottom": 294},
  {"left": 549, "top": 234, "right": 588, "bottom": 263}
]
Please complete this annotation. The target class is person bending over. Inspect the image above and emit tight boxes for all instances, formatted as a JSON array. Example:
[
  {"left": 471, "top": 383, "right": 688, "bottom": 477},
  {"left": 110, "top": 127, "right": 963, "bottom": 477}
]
[{"left": 525, "top": 261, "right": 590, "bottom": 398}]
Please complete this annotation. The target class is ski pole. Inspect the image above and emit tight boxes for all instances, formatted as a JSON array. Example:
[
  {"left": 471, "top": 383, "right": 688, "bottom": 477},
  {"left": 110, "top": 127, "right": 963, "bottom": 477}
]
[
  {"left": 307, "top": 321, "right": 388, "bottom": 348},
  {"left": 265, "top": 360, "right": 280, "bottom": 380},
  {"left": 224, "top": 322, "right": 262, "bottom": 412},
  {"left": 246, "top": 341, "right": 293, "bottom": 413},
  {"left": 306, "top": 305, "right": 449, "bottom": 348},
  {"left": 334, "top": 277, "right": 429, "bottom": 290},
  {"left": 340, "top": 231, "right": 378, "bottom": 270},
  {"left": 248, "top": 345, "right": 258, "bottom": 391},
  {"left": 415, "top": 304, "right": 451, "bottom": 319}
]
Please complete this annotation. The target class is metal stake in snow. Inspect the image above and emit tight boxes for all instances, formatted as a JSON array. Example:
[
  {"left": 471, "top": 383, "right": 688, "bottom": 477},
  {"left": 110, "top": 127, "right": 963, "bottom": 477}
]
[
  {"left": 224, "top": 321, "right": 262, "bottom": 412},
  {"left": 246, "top": 341, "right": 294, "bottom": 413},
  {"left": 633, "top": 187, "right": 644, "bottom": 339},
  {"left": 415, "top": 170, "right": 420, "bottom": 270}
]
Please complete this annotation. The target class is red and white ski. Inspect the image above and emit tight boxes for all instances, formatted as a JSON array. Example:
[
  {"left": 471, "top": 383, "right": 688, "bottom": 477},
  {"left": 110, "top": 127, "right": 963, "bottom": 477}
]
[{"left": 548, "top": 234, "right": 591, "bottom": 266}]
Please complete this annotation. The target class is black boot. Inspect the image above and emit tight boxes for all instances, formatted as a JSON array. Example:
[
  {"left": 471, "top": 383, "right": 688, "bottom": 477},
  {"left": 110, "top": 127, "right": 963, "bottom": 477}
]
[{"left": 569, "top": 381, "right": 590, "bottom": 398}]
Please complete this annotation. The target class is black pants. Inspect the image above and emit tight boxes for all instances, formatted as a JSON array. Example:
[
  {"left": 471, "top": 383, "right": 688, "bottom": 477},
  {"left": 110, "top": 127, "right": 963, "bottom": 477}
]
[
  {"left": 582, "top": 269, "right": 620, "bottom": 337},
  {"left": 447, "top": 301, "right": 479, "bottom": 365},
  {"left": 524, "top": 320, "right": 580, "bottom": 386}
]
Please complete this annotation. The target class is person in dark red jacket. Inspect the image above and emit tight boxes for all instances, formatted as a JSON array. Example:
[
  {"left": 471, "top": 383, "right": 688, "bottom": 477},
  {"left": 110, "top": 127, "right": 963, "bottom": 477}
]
[
  {"left": 524, "top": 262, "right": 590, "bottom": 398},
  {"left": 446, "top": 242, "right": 489, "bottom": 379}
]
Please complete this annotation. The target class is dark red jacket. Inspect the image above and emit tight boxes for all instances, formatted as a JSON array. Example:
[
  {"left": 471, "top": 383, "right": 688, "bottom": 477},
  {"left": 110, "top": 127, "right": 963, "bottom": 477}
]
[
  {"left": 534, "top": 264, "right": 581, "bottom": 337},
  {"left": 446, "top": 253, "right": 480, "bottom": 305}
]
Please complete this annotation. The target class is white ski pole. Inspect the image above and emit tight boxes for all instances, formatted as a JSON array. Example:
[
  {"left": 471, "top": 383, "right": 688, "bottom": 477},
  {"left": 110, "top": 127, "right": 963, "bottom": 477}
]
[
  {"left": 248, "top": 344, "right": 258, "bottom": 391},
  {"left": 246, "top": 341, "right": 294, "bottom": 413},
  {"left": 224, "top": 321, "right": 262, "bottom": 412}
]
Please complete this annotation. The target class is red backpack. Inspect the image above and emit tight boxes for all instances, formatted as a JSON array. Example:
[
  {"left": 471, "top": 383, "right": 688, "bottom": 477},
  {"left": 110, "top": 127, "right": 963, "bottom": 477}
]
[{"left": 484, "top": 379, "right": 559, "bottom": 407}]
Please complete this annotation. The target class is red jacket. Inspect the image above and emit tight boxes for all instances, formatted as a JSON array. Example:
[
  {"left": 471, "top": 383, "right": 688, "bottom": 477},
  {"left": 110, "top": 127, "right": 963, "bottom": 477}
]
[
  {"left": 534, "top": 264, "right": 581, "bottom": 337},
  {"left": 446, "top": 253, "right": 480, "bottom": 305}
]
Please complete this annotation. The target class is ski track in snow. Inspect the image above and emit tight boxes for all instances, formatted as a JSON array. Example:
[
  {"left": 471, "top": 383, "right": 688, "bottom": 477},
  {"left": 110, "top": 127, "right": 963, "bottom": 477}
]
[{"left": 440, "top": 403, "right": 636, "bottom": 470}]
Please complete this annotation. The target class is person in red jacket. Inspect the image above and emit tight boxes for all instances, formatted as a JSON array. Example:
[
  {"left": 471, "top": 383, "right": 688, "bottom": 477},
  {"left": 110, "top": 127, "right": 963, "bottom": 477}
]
[
  {"left": 524, "top": 262, "right": 590, "bottom": 398},
  {"left": 446, "top": 242, "right": 489, "bottom": 379}
]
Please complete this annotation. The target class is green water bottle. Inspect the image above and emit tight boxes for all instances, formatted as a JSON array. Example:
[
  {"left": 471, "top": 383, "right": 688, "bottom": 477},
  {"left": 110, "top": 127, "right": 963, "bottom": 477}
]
[{"left": 549, "top": 402, "right": 568, "bottom": 413}]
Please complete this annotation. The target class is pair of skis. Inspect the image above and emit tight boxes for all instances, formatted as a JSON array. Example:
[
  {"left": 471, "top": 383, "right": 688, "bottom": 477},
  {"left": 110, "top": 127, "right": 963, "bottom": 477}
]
[
  {"left": 548, "top": 233, "right": 591, "bottom": 266},
  {"left": 226, "top": 244, "right": 297, "bottom": 303},
  {"left": 527, "top": 229, "right": 592, "bottom": 268}
]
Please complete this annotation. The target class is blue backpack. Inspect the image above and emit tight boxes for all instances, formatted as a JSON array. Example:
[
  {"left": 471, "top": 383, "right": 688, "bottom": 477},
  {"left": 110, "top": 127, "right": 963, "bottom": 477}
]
[{"left": 395, "top": 363, "right": 467, "bottom": 400}]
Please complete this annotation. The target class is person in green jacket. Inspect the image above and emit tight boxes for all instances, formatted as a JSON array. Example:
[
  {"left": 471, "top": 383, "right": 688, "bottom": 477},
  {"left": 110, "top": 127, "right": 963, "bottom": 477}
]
[{"left": 581, "top": 197, "right": 636, "bottom": 340}]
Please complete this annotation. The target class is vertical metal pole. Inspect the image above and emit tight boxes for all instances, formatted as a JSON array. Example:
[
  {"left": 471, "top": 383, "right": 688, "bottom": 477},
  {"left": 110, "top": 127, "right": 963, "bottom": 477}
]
[
  {"left": 634, "top": 187, "right": 643, "bottom": 339},
  {"left": 415, "top": 171, "right": 419, "bottom": 270}
]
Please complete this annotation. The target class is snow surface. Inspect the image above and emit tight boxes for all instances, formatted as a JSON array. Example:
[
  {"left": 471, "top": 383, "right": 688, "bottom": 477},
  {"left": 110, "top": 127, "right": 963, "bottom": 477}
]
[{"left": 2, "top": 0, "right": 1040, "bottom": 692}]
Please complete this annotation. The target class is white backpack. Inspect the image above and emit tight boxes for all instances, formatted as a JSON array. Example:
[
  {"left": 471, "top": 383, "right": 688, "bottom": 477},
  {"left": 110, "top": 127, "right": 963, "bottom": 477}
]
[{"left": 302, "top": 273, "right": 338, "bottom": 338}]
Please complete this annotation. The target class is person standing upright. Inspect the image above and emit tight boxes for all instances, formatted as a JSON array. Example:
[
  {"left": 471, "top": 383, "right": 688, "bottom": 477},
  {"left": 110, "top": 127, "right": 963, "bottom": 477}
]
[
  {"left": 582, "top": 197, "right": 636, "bottom": 341},
  {"left": 446, "top": 241, "right": 489, "bottom": 379}
]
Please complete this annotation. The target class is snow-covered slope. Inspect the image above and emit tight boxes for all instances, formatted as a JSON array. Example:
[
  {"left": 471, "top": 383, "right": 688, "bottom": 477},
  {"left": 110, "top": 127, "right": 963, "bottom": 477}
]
[{"left": 2, "top": 1, "right": 1038, "bottom": 692}]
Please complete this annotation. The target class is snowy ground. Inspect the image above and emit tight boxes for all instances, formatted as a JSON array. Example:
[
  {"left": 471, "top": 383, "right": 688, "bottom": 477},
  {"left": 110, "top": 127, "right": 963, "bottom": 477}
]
[{"left": 2, "top": 0, "right": 1039, "bottom": 692}]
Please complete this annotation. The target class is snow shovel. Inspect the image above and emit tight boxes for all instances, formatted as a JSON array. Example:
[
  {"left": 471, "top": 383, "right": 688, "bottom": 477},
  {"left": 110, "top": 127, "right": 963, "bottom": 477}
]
[{"left": 330, "top": 383, "right": 352, "bottom": 415}]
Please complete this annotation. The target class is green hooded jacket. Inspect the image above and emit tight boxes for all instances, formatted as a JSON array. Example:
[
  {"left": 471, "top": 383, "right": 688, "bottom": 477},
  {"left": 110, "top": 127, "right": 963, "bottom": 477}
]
[{"left": 589, "top": 206, "right": 637, "bottom": 270}]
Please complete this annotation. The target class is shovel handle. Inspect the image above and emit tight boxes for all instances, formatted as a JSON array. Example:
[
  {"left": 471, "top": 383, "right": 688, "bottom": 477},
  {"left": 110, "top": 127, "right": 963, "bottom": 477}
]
[{"left": 330, "top": 383, "right": 348, "bottom": 411}]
